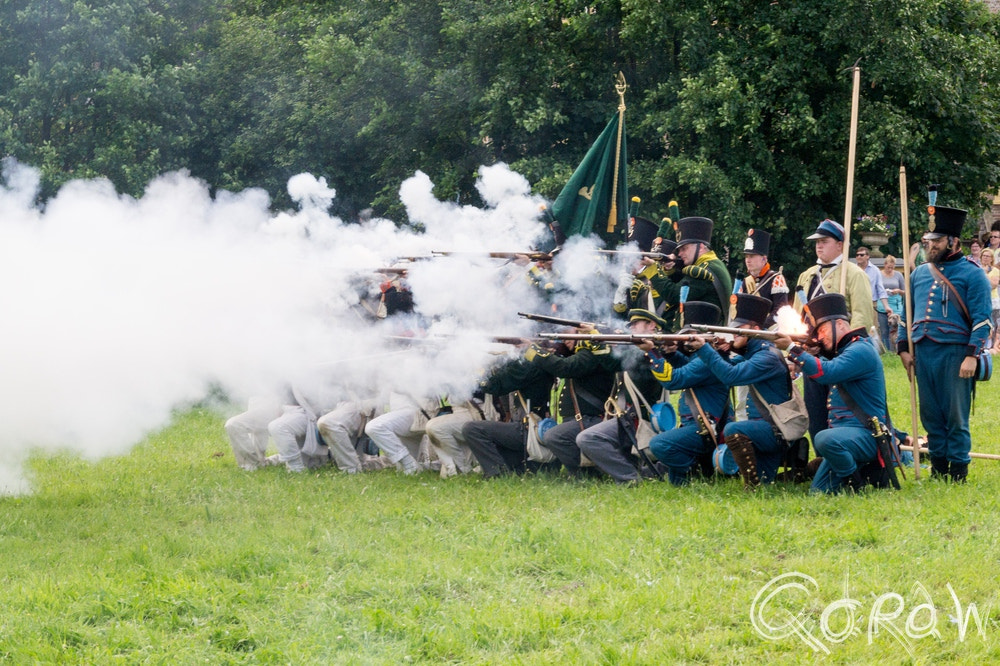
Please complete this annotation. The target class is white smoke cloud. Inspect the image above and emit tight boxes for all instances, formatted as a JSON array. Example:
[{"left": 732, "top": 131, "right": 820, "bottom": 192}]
[{"left": 0, "top": 158, "right": 631, "bottom": 493}]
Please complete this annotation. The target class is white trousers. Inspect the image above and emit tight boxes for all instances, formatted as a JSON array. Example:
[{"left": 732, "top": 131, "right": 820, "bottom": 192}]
[
  {"left": 225, "top": 397, "right": 282, "bottom": 470},
  {"left": 365, "top": 408, "right": 425, "bottom": 463},
  {"left": 317, "top": 401, "right": 366, "bottom": 473},
  {"left": 268, "top": 406, "right": 329, "bottom": 472},
  {"left": 425, "top": 410, "right": 478, "bottom": 476}
]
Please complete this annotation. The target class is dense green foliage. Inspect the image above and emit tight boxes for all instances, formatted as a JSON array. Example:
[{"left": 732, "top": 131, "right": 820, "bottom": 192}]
[
  {"left": 2, "top": 358, "right": 1000, "bottom": 662},
  {"left": 2, "top": 1, "right": 999, "bottom": 270}
]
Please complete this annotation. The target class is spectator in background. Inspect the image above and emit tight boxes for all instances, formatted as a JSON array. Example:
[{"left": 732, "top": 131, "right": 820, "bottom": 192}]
[
  {"left": 987, "top": 225, "right": 1000, "bottom": 254},
  {"left": 981, "top": 248, "right": 1000, "bottom": 350},
  {"left": 854, "top": 246, "right": 892, "bottom": 349},
  {"left": 967, "top": 239, "right": 983, "bottom": 267},
  {"left": 878, "top": 255, "right": 905, "bottom": 353}
]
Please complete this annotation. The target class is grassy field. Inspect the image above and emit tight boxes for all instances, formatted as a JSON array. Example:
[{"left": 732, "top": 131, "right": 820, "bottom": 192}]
[{"left": 2, "top": 356, "right": 1000, "bottom": 664}]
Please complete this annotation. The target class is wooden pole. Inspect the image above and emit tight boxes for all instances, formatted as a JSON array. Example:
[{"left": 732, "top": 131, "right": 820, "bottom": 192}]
[
  {"left": 607, "top": 71, "right": 627, "bottom": 234},
  {"left": 900, "top": 445, "right": 1000, "bottom": 462},
  {"left": 899, "top": 165, "right": 921, "bottom": 479},
  {"left": 839, "top": 62, "right": 862, "bottom": 293}
]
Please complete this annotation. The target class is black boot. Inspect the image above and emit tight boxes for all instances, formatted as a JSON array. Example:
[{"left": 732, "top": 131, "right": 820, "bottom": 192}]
[
  {"left": 949, "top": 462, "right": 969, "bottom": 484},
  {"left": 806, "top": 457, "right": 824, "bottom": 479},
  {"left": 725, "top": 434, "right": 760, "bottom": 490},
  {"left": 930, "top": 457, "right": 949, "bottom": 479},
  {"left": 841, "top": 470, "right": 866, "bottom": 493}
]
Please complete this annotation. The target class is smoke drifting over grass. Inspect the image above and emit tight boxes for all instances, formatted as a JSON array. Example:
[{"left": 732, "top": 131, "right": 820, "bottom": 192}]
[{"left": 0, "top": 159, "right": 629, "bottom": 493}]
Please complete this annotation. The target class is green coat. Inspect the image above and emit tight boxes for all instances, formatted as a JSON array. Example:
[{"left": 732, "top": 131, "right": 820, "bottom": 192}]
[{"left": 650, "top": 251, "right": 733, "bottom": 327}]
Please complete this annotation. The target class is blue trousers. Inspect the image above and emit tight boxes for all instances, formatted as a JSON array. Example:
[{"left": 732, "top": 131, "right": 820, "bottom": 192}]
[
  {"left": 722, "top": 420, "right": 784, "bottom": 483},
  {"left": 915, "top": 340, "right": 973, "bottom": 465},
  {"left": 809, "top": 426, "right": 877, "bottom": 494},
  {"left": 650, "top": 423, "right": 709, "bottom": 486}
]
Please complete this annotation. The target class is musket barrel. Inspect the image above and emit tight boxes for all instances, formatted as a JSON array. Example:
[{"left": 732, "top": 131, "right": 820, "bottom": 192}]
[
  {"left": 517, "top": 312, "right": 602, "bottom": 329},
  {"left": 538, "top": 332, "right": 714, "bottom": 343},
  {"left": 434, "top": 250, "right": 552, "bottom": 261},
  {"left": 689, "top": 324, "right": 808, "bottom": 342}
]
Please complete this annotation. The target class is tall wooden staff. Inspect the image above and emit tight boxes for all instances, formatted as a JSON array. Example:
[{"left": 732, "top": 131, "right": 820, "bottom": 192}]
[
  {"left": 899, "top": 165, "right": 921, "bottom": 479},
  {"left": 839, "top": 62, "right": 862, "bottom": 293},
  {"left": 606, "top": 71, "right": 627, "bottom": 234}
]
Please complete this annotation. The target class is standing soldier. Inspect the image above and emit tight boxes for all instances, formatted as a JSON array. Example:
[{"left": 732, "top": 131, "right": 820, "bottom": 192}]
[
  {"left": 651, "top": 217, "right": 733, "bottom": 326},
  {"left": 733, "top": 228, "right": 790, "bottom": 421},
  {"left": 738, "top": 229, "right": 789, "bottom": 327},
  {"left": 792, "top": 219, "right": 875, "bottom": 442},
  {"left": 899, "top": 205, "right": 993, "bottom": 482}
]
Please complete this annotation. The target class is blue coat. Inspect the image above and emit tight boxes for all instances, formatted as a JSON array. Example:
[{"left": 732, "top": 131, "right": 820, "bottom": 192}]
[
  {"left": 648, "top": 350, "right": 730, "bottom": 426},
  {"left": 695, "top": 338, "right": 790, "bottom": 420},
  {"left": 787, "top": 332, "right": 886, "bottom": 428},
  {"left": 901, "top": 252, "right": 992, "bottom": 355}
]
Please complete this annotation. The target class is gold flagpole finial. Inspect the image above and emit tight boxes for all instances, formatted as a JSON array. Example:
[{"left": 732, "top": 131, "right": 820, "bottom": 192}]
[{"left": 607, "top": 72, "right": 628, "bottom": 234}]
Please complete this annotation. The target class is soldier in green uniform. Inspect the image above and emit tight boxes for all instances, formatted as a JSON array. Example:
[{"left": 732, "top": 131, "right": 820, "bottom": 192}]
[{"left": 650, "top": 216, "right": 733, "bottom": 327}]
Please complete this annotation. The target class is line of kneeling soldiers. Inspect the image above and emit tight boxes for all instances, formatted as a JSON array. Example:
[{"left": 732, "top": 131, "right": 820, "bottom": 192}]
[{"left": 225, "top": 290, "right": 907, "bottom": 494}]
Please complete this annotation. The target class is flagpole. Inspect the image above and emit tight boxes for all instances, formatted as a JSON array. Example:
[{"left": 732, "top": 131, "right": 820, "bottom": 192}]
[
  {"left": 899, "top": 165, "right": 921, "bottom": 480},
  {"left": 606, "top": 71, "right": 627, "bottom": 234},
  {"left": 839, "top": 61, "right": 861, "bottom": 293}
]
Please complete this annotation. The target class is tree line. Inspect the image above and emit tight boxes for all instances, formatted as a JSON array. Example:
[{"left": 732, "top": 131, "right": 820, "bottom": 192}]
[{"left": 2, "top": 0, "right": 999, "bottom": 273}]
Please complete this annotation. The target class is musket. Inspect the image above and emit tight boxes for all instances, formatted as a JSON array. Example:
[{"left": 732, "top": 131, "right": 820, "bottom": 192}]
[
  {"left": 384, "top": 334, "right": 544, "bottom": 345},
  {"left": 432, "top": 250, "right": 555, "bottom": 262},
  {"left": 689, "top": 324, "right": 809, "bottom": 343},
  {"left": 538, "top": 333, "right": 716, "bottom": 344},
  {"left": 517, "top": 311, "right": 605, "bottom": 330},
  {"left": 370, "top": 267, "right": 411, "bottom": 275},
  {"left": 594, "top": 249, "right": 676, "bottom": 262},
  {"left": 491, "top": 335, "right": 548, "bottom": 345}
]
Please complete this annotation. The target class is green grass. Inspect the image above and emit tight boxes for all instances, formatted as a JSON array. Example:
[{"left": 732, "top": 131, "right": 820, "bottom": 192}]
[{"left": 2, "top": 357, "right": 1000, "bottom": 663}]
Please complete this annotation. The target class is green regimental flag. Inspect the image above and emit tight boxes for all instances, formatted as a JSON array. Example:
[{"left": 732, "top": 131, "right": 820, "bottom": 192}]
[{"left": 550, "top": 112, "right": 628, "bottom": 248}]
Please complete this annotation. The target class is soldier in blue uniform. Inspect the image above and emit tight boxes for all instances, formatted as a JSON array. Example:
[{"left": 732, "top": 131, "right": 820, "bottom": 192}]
[
  {"left": 775, "top": 294, "right": 890, "bottom": 493},
  {"left": 686, "top": 294, "right": 793, "bottom": 489},
  {"left": 644, "top": 302, "right": 732, "bottom": 485},
  {"left": 898, "top": 205, "right": 993, "bottom": 482}
]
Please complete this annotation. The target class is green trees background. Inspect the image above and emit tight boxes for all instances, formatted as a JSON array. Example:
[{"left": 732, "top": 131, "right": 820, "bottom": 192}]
[{"left": 2, "top": 0, "right": 999, "bottom": 270}]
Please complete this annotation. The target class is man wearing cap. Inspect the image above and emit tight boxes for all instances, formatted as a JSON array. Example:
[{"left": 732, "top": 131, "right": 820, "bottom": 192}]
[
  {"left": 650, "top": 217, "right": 733, "bottom": 327},
  {"left": 899, "top": 205, "right": 992, "bottom": 483},
  {"left": 792, "top": 218, "right": 875, "bottom": 442},
  {"left": 774, "top": 294, "right": 891, "bottom": 493},
  {"left": 738, "top": 229, "right": 789, "bottom": 328},
  {"left": 644, "top": 302, "right": 732, "bottom": 485},
  {"left": 575, "top": 309, "right": 668, "bottom": 484},
  {"left": 686, "top": 294, "right": 795, "bottom": 489}
]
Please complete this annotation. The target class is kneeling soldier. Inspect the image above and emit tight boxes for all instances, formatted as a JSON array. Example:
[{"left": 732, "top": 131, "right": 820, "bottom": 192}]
[
  {"left": 685, "top": 293, "right": 793, "bottom": 489},
  {"left": 774, "top": 294, "right": 895, "bottom": 493}
]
